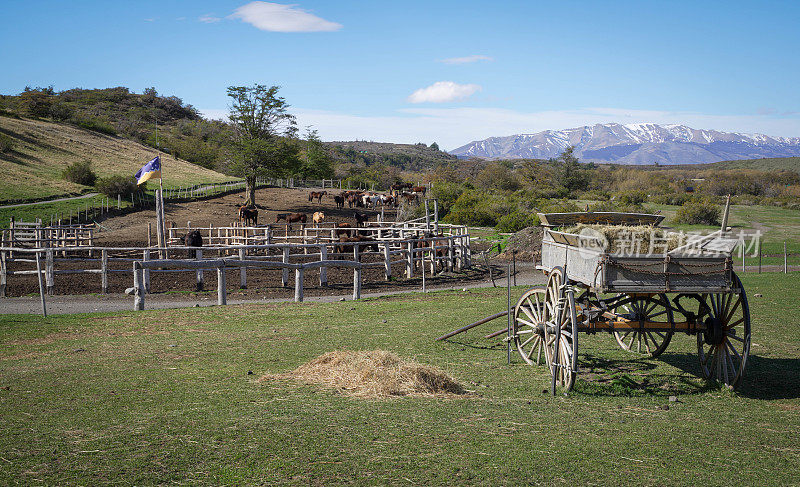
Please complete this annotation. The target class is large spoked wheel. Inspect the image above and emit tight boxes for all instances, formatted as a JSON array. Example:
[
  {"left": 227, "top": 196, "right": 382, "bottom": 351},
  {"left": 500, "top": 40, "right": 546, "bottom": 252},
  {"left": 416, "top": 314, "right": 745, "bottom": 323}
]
[
  {"left": 513, "top": 287, "right": 548, "bottom": 365},
  {"left": 545, "top": 268, "right": 578, "bottom": 394},
  {"left": 612, "top": 294, "right": 674, "bottom": 358},
  {"left": 696, "top": 273, "right": 751, "bottom": 389}
]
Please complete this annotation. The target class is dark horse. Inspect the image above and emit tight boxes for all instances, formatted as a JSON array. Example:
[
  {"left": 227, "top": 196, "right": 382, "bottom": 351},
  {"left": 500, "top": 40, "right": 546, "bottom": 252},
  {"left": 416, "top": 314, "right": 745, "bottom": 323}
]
[
  {"left": 276, "top": 212, "right": 307, "bottom": 230},
  {"left": 238, "top": 206, "right": 258, "bottom": 226}
]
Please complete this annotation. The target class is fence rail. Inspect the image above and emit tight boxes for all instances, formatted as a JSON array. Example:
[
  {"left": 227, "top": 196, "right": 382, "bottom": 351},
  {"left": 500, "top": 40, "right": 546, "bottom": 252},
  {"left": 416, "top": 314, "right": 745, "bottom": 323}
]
[{"left": 0, "top": 222, "right": 472, "bottom": 309}]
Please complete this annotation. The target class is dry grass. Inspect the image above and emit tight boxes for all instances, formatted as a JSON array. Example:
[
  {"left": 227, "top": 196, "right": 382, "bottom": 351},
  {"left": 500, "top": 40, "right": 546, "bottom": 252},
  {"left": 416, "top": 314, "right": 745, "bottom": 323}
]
[
  {"left": 564, "top": 224, "right": 683, "bottom": 254},
  {"left": 263, "top": 350, "right": 466, "bottom": 398},
  {"left": 0, "top": 116, "right": 230, "bottom": 200}
]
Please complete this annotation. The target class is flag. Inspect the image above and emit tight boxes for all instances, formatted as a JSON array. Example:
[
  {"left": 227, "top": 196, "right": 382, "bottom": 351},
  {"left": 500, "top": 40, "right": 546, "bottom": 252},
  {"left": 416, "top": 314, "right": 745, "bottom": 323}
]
[{"left": 135, "top": 156, "right": 161, "bottom": 185}]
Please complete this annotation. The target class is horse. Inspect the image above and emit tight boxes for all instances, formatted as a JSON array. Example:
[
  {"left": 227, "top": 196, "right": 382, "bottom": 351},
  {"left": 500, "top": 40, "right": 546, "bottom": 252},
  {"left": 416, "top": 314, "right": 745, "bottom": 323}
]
[
  {"left": 347, "top": 193, "right": 363, "bottom": 208},
  {"left": 411, "top": 186, "right": 427, "bottom": 196},
  {"left": 183, "top": 229, "right": 203, "bottom": 258},
  {"left": 391, "top": 182, "right": 413, "bottom": 192},
  {"left": 401, "top": 192, "right": 418, "bottom": 205},
  {"left": 336, "top": 235, "right": 379, "bottom": 255},
  {"left": 308, "top": 191, "right": 327, "bottom": 203},
  {"left": 239, "top": 206, "right": 258, "bottom": 226},
  {"left": 354, "top": 212, "right": 369, "bottom": 227},
  {"left": 333, "top": 194, "right": 345, "bottom": 209},
  {"left": 276, "top": 212, "right": 307, "bottom": 230},
  {"left": 335, "top": 222, "right": 354, "bottom": 238},
  {"left": 313, "top": 211, "right": 325, "bottom": 225}
]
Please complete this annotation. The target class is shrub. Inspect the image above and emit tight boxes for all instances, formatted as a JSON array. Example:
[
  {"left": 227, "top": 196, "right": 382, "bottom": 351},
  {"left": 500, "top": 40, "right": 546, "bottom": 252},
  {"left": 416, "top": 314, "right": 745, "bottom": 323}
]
[
  {"left": 72, "top": 116, "right": 117, "bottom": 135},
  {"left": 62, "top": 160, "right": 97, "bottom": 186},
  {"left": 495, "top": 211, "right": 540, "bottom": 233},
  {"left": 49, "top": 103, "right": 73, "bottom": 122},
  {"left": 0, "top": 133, "right": 14, "bottom": 153},
  {"left": 95, "top": 175, "right": 137, "bottom": 197},
  {"left": 673, "top": 200, "right": 721, "bottom": 225},
  {"left": 445, "top": 190, "right": 499, "bottom": 227}
]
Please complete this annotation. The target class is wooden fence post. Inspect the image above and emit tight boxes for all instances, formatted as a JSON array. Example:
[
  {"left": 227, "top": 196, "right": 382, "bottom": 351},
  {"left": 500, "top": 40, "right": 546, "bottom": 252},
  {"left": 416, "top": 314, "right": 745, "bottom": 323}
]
[
  {"left": 282, "top": 247, "right": 290, "bottom": 287},
  {"left": 133, "top": 263, "right": 144, "bottom": 311},
  {"left": 383, "top": 242, "right": 392, "bottom": 280},
  {"left": 101, "top": 249, "right": 109, "bottom": 294},
  {"left": 406, "top": 241, "right": 414, "bottom": 278},
  {"left": 238, "top": 248, "right": 247, "bottom": 289},
  {"left": 35, "top": 251, "right": 47, "bottom": 316},
  {"left": 433, "top": 200, "right": 439, "bottom": 233},
  {"left": 353, "top": 265, "right": 361, "bottom": 300},
  {"left": 196, "top": 249, "right": 204, "bottom": 291},
  {"left": 319, "top": 244, "right": 328, "bottom": 286},
  {"left": 448, "top": 237, "right": 454, "bottom": 272},
  {"left": 45, "top": 248, "right": 54, "bottom": 295},
  {"left": 424, "top": 199, "right": 430, "bottom": 231},
  {"left": 295, "top": 268, "right": 304, "bottom": 302},
  {"left": 0, "top": 250, "right": 6, "bottom": 297},
  {"left": 217, "top": 264, "right": 226, "bottom": 305},
  {"left": 143, "top": 249, "right": 151, "bottom": 293}
]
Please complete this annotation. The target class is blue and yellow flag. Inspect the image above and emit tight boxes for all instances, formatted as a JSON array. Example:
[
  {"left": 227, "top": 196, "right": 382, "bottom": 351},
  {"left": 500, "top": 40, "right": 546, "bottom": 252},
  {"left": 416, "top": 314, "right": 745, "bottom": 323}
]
[{"left": 135, "top": 156, "right": 161, "bottom": 185}]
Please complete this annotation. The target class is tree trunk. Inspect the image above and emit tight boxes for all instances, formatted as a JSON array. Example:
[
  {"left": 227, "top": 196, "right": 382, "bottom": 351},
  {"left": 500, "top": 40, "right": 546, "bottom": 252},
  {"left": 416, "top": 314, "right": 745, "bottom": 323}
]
[{"left": 244, "top": 178, "right": 256, "bottom": 207}]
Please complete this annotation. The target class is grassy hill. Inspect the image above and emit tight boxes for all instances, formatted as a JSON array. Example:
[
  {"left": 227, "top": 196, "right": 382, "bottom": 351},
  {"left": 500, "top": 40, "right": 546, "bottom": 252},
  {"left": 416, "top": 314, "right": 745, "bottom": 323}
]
[{"left": 0, "top": 115, "right": 232, "bottom": 202}]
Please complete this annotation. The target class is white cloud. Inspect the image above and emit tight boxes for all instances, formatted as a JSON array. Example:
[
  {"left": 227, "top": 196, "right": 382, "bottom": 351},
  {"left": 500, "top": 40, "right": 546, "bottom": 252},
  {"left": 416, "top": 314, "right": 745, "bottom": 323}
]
[
  {"left": 230, "top": 2, "right": 341, "bottom": 32},
  {"left": 407, "top": 81, "right": 481, "bottom": 104},
  {"left": 290, "top": 106, "right": 800, "bottom": 151},
  {"left": 440, "top": 55, "right": 494, "bottom": 65},
  {"left": 199, "top": 14, "right": 221, "bottom": 23}
]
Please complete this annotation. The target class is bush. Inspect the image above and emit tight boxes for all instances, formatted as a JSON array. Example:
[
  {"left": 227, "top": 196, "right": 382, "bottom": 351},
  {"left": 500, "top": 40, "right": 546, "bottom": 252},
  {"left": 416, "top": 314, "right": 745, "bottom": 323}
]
[
  {"left": 0, "top": 133, "right": 14, "bottom": 153},
  {"left": 72, "top": 117, "right": 117, "bottom": 135},
  {"left": 95, "top": 175, "right": 137, "bottom": 197},
  {"left": 673, "top": 200, "right": 721, "bottom": 225},
  {"left": 445, "top": 190, "right": 499, "bottom": 227},
  {"left": 62, "top": 160, "right": 97, "bottom": 186},
  {"left": 495, "top": 211, "right": 540, "bottom": 233}
]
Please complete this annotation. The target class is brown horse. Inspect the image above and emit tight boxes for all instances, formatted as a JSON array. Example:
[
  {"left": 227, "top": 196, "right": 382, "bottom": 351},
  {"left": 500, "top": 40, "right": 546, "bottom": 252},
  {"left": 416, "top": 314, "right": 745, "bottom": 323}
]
[
  {"left": 239, "top": 206, "right": 258, "bottom": 226},
  {"left": 308, "top": 191, "right": 327, "bottom": 203},
  {"left": 336, "top": 235, "right": 379, "bottom": 254},
  {"left": 276, "top": 212, "right": 307, "bottom": 230}
]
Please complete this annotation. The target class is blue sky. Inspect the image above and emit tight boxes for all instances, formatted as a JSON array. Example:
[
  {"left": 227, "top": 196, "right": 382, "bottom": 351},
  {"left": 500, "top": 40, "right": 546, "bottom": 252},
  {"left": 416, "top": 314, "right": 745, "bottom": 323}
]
[{"left": 2, "top": 0, "right": 799, "bottom": 149}]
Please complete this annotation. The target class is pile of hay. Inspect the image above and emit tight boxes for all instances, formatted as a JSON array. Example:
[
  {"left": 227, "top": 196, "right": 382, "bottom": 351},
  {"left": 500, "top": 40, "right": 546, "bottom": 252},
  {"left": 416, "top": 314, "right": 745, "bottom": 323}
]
[
  {"left": 263, "top": 350, "right": 466, "bottom": 398},
  {"left": 563, "top": 224, "right": 683, "bottom": 254}
]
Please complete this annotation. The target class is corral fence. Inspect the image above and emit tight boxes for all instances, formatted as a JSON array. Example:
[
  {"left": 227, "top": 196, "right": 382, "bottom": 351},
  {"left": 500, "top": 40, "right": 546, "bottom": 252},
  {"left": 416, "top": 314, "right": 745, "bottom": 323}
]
[{"left": 0, "top": 216, "right": 472, "bottom": 311}]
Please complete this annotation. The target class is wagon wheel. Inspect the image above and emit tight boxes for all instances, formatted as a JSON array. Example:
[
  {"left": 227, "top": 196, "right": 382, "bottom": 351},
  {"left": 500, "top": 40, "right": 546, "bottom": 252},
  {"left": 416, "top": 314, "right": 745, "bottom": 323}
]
[
  {"left": 612, "top": 294, "right": 674, "bottom": 358},
  {"left": 545, "top": 267, "right": 578, "bottom": 393},
  {"left": 513, "top": 287, "right": 548, "bottom": 365},
  {"left": 696, "top": 273, "right": 751, "bottom": 389}
]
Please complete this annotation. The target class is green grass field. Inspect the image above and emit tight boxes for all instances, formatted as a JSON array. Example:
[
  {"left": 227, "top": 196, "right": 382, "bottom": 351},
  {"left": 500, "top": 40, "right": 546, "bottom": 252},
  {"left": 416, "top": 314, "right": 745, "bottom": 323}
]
[{"left": 1, "top": 272, "right": 798, "bottom": 485}]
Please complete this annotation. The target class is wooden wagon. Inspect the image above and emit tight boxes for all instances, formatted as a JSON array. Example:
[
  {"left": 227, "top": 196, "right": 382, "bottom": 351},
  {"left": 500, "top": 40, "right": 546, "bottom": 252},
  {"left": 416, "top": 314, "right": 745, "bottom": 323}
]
[{"left": 513, "top": 212, "right": 750, "bottom": 393}]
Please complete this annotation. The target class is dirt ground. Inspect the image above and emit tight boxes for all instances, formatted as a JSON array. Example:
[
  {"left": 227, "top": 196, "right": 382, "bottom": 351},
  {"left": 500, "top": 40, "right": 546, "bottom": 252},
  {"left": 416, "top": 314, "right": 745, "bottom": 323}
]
[{"left": 4, "top": 186, "right": 495, "bottom": 299}]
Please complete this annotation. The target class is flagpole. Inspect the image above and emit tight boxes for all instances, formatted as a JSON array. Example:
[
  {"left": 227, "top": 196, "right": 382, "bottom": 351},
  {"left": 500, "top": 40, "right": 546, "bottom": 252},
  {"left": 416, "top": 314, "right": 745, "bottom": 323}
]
[{"left": 157, "top": 152, "right": 167, "bottom": 260}]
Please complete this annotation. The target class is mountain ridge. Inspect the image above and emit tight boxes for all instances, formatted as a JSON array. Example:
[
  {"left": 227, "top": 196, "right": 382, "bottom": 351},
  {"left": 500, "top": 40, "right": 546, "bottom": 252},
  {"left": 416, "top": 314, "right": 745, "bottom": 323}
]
[{"left": 450, "top": 123, "right": 800, "bottom": 164}]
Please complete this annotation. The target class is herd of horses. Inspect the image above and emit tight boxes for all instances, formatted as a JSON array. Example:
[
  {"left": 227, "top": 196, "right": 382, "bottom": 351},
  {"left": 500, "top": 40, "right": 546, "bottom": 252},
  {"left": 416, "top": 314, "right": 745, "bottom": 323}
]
[{"left": 180, "top": 183, "right": 444, "bottom": 271}]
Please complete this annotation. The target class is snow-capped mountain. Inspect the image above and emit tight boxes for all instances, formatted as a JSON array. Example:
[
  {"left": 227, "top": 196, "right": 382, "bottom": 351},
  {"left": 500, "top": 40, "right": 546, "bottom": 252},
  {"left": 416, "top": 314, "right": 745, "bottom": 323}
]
[{"left": 449, "top": 123, "right": 800, "bottom": 164}]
